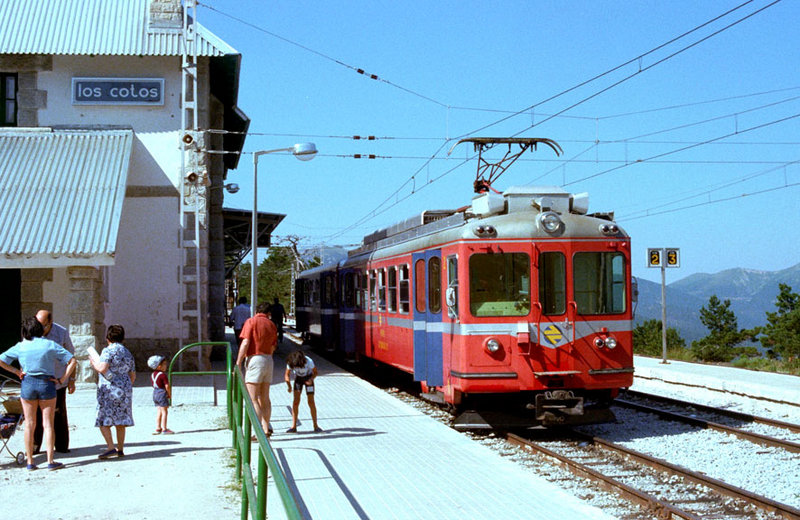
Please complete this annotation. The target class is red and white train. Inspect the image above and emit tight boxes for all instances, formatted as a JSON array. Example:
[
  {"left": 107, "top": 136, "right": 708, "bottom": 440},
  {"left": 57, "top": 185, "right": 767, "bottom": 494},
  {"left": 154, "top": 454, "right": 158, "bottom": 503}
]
[{"left": 295, "top": 138, "right": 634, "bottom": 428}]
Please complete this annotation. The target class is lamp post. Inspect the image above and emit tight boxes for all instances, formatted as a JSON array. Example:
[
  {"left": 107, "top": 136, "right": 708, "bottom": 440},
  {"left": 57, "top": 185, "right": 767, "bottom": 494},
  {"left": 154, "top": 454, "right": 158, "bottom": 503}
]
[{"left": 251, "top": 143, "right": 317, "bottom": 315}]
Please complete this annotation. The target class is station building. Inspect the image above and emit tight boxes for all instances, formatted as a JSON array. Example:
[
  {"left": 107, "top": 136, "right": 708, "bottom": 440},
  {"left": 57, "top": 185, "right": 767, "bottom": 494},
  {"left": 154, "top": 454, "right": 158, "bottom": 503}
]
[{"left": 0, "top": 0, "right": 266, "bottom": 379}]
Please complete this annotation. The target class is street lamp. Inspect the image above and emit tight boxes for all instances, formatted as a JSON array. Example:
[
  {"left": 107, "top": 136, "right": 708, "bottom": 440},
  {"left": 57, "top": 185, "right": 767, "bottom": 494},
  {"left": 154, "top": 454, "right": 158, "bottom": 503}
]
[{"left": 251, "top": 143, "right": 317, "bottom": 315}]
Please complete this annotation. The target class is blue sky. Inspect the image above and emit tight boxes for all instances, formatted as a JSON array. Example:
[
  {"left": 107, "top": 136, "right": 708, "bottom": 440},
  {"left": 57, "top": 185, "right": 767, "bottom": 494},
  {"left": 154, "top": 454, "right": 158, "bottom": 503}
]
[{"left": 199, "top": 0, "right": 800, "bottom": 285}]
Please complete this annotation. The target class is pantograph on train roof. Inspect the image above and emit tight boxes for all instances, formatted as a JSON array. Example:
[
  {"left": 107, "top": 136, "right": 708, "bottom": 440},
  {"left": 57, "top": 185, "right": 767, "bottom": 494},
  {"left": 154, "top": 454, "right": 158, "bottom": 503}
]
[{"left": 449, "top": 137, "right": 563, "bottom": 194}]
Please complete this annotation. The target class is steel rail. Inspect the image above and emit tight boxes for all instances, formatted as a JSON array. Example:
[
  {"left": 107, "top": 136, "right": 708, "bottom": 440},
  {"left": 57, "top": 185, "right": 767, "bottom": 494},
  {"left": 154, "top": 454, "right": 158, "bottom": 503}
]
[
  {"left": 506, "top": 433, "right": 703, "bottom": 520},
  {"left": 615, "top": 399, "right": 800, "bottom": 453},
  {"left": 570, "top": 430, "right": 800, "bottom": 520},
  {"left": 622, "top": 389, "right": 800, "bottom": 434}
]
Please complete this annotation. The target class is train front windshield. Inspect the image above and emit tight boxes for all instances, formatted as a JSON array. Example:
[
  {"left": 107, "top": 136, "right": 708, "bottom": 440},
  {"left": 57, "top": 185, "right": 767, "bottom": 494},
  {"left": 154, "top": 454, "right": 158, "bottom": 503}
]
[
  {"left": 573, "top": 252, "right": 626, "bottom": 314},
  {"left": 469, "top": 253, "right": 530, "bottom": 317},
  {"left": 469, "top": 251, "right": 627, "bottom": 318}
]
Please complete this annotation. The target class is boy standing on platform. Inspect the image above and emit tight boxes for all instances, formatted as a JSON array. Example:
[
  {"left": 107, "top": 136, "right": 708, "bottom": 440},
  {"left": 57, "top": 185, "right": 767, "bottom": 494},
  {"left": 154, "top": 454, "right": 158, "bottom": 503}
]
[
  {"left": 147, "top": 355, "right": 173, "bottom": 435},
  {"left": 284, "top": 350, "right": 321, "bottom": 433}
]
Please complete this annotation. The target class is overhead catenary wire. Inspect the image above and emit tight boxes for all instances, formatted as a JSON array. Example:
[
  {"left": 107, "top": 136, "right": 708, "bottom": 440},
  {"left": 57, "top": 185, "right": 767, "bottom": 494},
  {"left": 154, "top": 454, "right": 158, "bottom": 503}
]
[
  {"left": 325, "top": 0, "right": 784, "bottom": 237},
  {"left": 617, "top": 159, "right": 800, "bottom": 220}
]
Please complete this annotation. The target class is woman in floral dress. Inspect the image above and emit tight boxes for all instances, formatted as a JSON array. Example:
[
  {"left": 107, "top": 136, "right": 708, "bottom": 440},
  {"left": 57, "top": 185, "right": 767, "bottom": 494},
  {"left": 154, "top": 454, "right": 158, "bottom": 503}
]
[{"left": 87, "top": 324, "right": 136, "bottom": 459}]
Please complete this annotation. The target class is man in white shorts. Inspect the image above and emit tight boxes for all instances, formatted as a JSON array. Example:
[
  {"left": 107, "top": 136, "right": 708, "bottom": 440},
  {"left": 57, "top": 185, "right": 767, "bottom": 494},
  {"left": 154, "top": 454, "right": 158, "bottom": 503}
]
[{"left": 236, "top": 302, "right": 278, "bottom": 437}]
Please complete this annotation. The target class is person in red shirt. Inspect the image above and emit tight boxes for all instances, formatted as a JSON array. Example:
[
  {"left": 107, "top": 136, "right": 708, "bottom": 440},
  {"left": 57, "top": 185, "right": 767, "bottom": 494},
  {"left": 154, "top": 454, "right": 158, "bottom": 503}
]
[{"left": 236, "top": 302, "right": 278, "bottom": 437}]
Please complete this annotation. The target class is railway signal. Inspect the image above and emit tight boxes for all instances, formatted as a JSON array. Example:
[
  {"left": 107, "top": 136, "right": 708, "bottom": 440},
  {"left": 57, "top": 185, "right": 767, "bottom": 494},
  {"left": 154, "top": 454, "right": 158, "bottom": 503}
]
[{"left": 647, "top": 248, "right": 681, "bottom": 364}]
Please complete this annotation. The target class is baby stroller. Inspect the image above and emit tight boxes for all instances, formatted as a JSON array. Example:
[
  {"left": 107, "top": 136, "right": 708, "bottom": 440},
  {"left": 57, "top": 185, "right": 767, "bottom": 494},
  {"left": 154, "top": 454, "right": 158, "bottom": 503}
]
[{"left": 0, "top": 375, "right": 26, "bottom": 465}]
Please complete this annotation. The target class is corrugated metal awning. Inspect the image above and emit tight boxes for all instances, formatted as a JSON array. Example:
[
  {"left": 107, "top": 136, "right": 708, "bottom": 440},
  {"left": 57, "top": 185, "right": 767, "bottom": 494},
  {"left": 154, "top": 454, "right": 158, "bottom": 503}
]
[
  {"left": 0, "top": 0, "right": 237, "bottom": 57},
  {"left": 0, "top": 128, "right": 133, "bottom": 267}
]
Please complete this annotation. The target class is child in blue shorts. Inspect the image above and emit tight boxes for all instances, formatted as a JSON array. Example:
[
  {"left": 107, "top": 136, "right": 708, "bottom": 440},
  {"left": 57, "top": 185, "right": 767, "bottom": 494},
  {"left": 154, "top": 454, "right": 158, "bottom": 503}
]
[{"left": 147, "top": 355, "right": 173, "bottom": 434}]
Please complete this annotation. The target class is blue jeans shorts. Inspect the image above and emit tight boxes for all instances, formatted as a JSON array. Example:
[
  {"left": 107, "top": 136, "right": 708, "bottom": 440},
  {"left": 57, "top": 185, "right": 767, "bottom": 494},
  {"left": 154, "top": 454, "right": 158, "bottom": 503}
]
[
  {"left": 153, "top": 388, "right": 170, "bottom": 407},
  {"left": 21, "top": 374, "right": 56, "bottom": 401}
]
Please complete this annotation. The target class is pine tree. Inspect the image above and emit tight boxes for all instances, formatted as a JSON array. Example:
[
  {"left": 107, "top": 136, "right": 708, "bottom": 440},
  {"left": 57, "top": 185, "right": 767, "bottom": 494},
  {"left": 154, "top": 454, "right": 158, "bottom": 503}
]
[
  {"left": 760, "top": 284, "right": 800, "bottom": 360},
  {"left": 633, "top": 319, "right": 686, "bottom": 357},
  {"left": 691, "top": 295, "right": 755, "bottom": 362}
]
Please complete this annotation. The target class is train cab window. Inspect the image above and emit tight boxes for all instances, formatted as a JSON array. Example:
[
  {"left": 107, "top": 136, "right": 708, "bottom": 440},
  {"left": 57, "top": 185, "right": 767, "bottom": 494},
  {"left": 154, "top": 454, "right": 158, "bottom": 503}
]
[
  {"left": 428, "top": 256, "right": 442, "bottom": 314},
  {"left": 399, "top": 264, "right": 410, "bottom": 313},
  {"left": 377, "top": 268, "right": 387, "bottom": 312},
  {"left": 469, "top": 253, "right": 530, "bottom": 317},
  {"left": 414, "top": 259, "right": 425, "bottom": 313},
  {"left": 446, "top": 256, "right": 458, "bottom": 319},
  {"left": 369, "top": 270, "right": 378, "bottom": 311},
  {"left": 539, "top": 252, "right": 566, "bottom": 315},
  {"left": 360, "top": 272, "right": 368, "bottom": 311},
  {"left": 387, "top": 266, "right": 397, "bottom": 312},
  {"left": 573, "top": 252, "right": 626, "bottom": 314},
  {"left": 312, "top": 279, "right": 320, "bottom": 305}
]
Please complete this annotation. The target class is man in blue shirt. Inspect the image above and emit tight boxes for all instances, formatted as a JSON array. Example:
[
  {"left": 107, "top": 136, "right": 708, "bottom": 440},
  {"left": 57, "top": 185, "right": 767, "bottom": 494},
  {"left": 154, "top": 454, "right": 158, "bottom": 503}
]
[{"left": 32, "top": 310, "right": 75, "bottom": 454}]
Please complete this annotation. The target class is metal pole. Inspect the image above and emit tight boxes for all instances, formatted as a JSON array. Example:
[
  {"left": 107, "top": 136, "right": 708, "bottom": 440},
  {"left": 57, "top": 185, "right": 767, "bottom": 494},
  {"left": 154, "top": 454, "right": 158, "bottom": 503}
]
[
  {"left": 252, "top": 154, "right": 259, "bottom": 315},
  {"left": 660, "top": 261, "right": 668, "bottom": 364}
]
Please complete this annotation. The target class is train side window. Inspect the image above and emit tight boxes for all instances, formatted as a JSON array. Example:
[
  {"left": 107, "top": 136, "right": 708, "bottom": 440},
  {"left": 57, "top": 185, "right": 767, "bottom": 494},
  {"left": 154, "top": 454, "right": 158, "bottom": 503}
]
[
  {"left": 343, "top": 272, "right": 355, "bottom": 308},
  {"left": 399, "top": 264, "right": 410, "bottom": 313},
  {"left": 312, "top": 279, "right": 320, "bottom": 306},
  {"left": 323, "top": 276, "right": 335, "bottom": 306},
  {"left": 387, "top": 266, "right": 397, "bottom": 312},
  {"left": 469, "top": 253, "right": 530, "bottom": 317},
  {"left": 539, "top": 252, "right": 566, "bottom": 315},
  {"left": 446, "top": 255, "right": 458, "bottom": 319},
  {"left": 428, "top": 256, "right": 441, "bottom": 314},
  {"left": 573, "top": 252, "right": 626, "bottom": 315},
  {"left": 377, "top": 268, "right": 387, "bottom": 312},
  {"left": 414, "top": 259, "right": 425, "bottom": 313}
]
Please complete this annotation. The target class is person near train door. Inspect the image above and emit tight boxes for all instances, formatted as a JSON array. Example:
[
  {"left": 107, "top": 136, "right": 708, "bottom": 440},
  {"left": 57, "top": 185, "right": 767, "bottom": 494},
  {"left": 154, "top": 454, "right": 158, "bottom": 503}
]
[
  {"left": 32, "top": 310, "right": 75, "bottom": 454},
  {"left": 270, "top": 297, "right": 286, "bottom": 344},
  {"left": 229, "top": 296, "right": 251, "bottom": 356},
  {"left": 236, "top": 302, "right": 278, "bottom": 438}
]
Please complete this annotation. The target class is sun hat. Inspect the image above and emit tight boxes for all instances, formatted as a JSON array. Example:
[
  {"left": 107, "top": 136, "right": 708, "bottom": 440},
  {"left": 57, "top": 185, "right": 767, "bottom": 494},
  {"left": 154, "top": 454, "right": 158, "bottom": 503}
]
[{"left": 147, "top": 355, "right": 166, "bottom": 370}]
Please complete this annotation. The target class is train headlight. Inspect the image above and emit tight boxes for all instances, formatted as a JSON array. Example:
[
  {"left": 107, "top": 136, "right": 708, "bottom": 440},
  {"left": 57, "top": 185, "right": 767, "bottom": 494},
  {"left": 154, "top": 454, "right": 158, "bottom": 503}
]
[
  {"left": 538, "top": 211, "right": 562, "bottom": 233},
  {"left": 486, "top": 338, "right": 501, "bottom": 353},
  {"left": 594, "top": 337, "right": 605, "bottom": 348},
  {"left": 605, "top": 337, "right": 618, "bottom": 349},
  {"left": 599, "top": 223, "right": 620, "bottom": 235}
]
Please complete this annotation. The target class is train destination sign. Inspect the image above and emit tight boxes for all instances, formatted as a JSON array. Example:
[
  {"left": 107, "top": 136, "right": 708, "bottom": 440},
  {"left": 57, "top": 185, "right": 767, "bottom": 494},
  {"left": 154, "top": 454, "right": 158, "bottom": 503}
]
[{"left": 72, "top": 77, "right": 164, "bottom": 105}]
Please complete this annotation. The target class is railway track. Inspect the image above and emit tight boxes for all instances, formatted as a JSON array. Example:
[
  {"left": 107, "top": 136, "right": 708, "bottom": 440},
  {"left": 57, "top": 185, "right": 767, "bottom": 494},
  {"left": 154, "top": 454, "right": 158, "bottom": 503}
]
[
  {"left": 303, "top": 338, "right": 800, "bottom": 519},
  {"left": 621, "top": 389, "right": 800, "bottom": 431},
  {"left": 613, "top": 401, "right": 800, "bottom": 454},
  {"left": 507, "top": 430, "right": 800, "bottom": 520}
]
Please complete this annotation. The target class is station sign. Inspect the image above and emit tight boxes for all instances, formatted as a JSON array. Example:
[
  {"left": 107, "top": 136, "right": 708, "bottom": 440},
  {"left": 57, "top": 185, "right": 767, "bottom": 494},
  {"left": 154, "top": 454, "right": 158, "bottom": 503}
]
[{"left": 72, "top": 77, "right": 164, "bottom": 105}]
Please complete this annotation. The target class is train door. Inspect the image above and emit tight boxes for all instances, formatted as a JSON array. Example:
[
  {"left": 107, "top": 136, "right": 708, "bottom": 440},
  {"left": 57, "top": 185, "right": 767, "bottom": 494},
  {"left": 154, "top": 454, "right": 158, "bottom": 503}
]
[
  {"left": 534, "top": 246, "right": 574, "bottom": 364},
  {"left": 412, "top": 250, "right": 443, "bottom": 386},
  {"left": 339, "top": 269, "right": 357, "bottom": 355}
]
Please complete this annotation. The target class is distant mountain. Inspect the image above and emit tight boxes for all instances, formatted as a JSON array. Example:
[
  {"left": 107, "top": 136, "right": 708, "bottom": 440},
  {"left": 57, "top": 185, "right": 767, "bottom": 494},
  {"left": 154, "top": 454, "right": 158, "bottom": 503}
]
[
  {"left": 634, "top": 263, "right": 800, "bottom": 342},
  {"left": 302, "top": 246, "right": 348, "bottom": 267}
]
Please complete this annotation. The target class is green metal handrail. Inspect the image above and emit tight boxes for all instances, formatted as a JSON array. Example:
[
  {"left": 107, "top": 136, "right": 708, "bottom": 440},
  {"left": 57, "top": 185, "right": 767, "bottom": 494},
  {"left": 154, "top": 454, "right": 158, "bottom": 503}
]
[
  {"left": 231, "top": 364, "right": 304, "bottom": 520},
  {"left": 167, "top": 341, "right": 233, "bottom": 427}
]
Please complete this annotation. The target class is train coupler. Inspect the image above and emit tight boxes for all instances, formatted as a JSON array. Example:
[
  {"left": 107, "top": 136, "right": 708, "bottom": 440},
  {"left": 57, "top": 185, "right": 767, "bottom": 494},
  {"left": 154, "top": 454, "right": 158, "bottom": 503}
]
[{"left": 531, "top": 390, "right": 584, "bottom": 425}]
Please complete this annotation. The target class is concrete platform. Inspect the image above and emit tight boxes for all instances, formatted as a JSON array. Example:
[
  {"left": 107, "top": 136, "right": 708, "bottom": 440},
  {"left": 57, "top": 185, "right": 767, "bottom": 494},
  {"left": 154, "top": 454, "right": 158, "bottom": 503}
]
[
  {"left": 632, "top": 355, "right": 800, "bottom": 406},
  {"left": 262, "top": 343, "right": 615, "bottom": 520}
]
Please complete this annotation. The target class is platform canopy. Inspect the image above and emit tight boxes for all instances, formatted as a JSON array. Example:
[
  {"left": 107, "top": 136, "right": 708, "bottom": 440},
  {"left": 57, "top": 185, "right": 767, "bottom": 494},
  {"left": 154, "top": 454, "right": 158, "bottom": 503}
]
[
  {"left": 222, "top": 207, "right": 285, "bottom": 277},
  {"left": 0, "top": 127, "right": 133, "bottom": 267}
]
